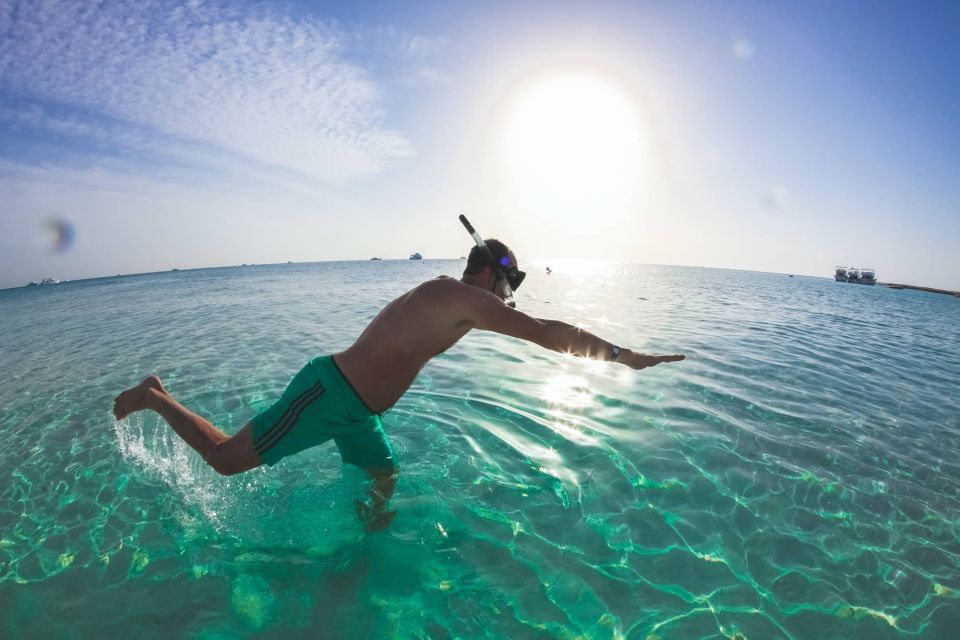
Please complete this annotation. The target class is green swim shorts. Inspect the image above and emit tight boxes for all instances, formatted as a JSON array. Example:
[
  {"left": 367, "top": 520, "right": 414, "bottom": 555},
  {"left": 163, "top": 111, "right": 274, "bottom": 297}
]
[{"left": 250, "top": 355, "right": 395, "bottom": 470}]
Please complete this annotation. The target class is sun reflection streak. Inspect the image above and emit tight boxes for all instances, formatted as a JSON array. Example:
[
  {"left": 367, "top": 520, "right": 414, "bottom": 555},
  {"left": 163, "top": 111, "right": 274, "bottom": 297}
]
[
  {"left": 540, "top": 374, "right": 607, "bottom": 449},
  {"left": 541, "top": 374, "right": 593, "bottom": 409},
  {"left": 546, "top": 413, "right": 602, "bottom": 447}
]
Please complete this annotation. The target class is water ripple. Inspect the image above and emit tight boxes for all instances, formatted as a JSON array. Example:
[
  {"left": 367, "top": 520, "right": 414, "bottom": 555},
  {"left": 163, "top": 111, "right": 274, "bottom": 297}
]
[{"left": 2, "top": 263, "right": 959, "bottom": 637}]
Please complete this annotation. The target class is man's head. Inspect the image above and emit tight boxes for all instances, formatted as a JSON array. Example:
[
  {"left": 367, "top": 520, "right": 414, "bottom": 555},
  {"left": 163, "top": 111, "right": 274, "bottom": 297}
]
[
  {"left": 463, "top": 238, "right": 511, "bottom": 278},
  {"left": 461, "top": 238, "right": 524, "bottom": 305}
]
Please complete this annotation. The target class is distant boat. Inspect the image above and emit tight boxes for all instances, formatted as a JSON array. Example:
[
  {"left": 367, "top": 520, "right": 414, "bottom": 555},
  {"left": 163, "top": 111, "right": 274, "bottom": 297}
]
[
  {"left": 837, "top": 266, "right": 878, "bottom": 285},
  {"left": 409, "top": 253, "right": 422, "bottom": 260},
  {"left": 27, "top": 281, "right": 39, "bottom": 286},
  {"left": 370, "top": 257, "right": 382, "bottom": 260},
  {"left": 39, "top": 278, "right": 59, "bottom": 285},
  {"left": 171, "top": 268, "right": 179, "bottom": 272}
]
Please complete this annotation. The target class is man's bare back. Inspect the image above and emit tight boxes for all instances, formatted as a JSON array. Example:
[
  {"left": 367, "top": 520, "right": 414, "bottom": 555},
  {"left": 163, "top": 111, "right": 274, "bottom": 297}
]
[{"left": 333, "top": 276, "right": 476, "bottom": 413}]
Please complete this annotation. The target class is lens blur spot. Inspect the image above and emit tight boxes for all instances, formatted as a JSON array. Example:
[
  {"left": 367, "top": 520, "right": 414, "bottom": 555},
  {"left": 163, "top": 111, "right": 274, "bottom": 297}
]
[{"left": 43, "top": 218, "right": 75, "bottom": 254}]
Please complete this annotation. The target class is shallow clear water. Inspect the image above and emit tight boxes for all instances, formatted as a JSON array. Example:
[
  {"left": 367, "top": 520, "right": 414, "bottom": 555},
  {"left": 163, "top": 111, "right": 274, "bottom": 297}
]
[{"left": 1, "top": 261, "right": 958, "bottom": 638}]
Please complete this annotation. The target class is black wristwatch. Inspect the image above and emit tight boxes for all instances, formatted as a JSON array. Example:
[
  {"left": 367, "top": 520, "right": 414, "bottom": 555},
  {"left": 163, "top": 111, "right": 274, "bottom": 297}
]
[{"left": 610, "top": 345, "right": 621, "bottom": 361}]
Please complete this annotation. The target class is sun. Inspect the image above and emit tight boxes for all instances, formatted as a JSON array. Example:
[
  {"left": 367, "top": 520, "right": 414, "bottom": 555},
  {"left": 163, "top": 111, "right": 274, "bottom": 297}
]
[{"left": 499, "top": 73, "right": 644, "bottom": 211}]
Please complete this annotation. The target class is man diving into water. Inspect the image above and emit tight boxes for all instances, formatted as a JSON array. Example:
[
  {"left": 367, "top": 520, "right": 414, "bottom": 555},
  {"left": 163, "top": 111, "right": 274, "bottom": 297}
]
[{"left": 113, "top": 216, "right": 685, "bottom": 530}]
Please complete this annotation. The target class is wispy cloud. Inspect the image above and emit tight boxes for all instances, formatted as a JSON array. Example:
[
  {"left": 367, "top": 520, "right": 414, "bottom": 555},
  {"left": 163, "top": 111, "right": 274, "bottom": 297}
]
[
  {"left": 364, "top": 26, "right": 448, "bottom": 60},
  {"left": 404, "top": 34, "right": 448, "bottom": 59},
  {"left": 398, "top": 68, "right": 450, "bottom": 88},
  {"left": 0, "top": 0, "right": 414, "bottom": 183},
  {"left": 732, "top": 38, "right": 756, "bottom": 60},
  {"left": 360, "top": 26, "right": 450, "bottom": 87}
]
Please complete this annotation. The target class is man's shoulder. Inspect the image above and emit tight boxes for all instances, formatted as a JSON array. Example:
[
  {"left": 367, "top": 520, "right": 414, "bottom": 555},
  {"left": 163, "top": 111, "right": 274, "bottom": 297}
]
[
  {"left": 416, "top": 276, "right": 500, "bottom": 318},
  {"left": 421, "top": 276, "right": 468, "bottom": 296}
]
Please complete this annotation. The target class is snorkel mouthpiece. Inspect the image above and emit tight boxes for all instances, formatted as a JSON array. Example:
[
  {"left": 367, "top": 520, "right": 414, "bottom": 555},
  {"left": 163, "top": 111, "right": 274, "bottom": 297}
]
[{"left": 459, "top": 214, "right": 517, "bottom": 307}]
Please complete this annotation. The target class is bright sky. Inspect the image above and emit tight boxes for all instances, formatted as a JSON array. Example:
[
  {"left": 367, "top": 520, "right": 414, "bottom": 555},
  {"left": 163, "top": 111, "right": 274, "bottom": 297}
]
[{"left": 1, "top": 0, "right": 958, "bottom": 290}]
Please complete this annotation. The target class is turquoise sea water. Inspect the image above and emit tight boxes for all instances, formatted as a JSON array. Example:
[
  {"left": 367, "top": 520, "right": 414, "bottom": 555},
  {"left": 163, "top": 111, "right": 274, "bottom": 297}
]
[{"left": 1, "top": 261, "right": 958, "bottom": 638}]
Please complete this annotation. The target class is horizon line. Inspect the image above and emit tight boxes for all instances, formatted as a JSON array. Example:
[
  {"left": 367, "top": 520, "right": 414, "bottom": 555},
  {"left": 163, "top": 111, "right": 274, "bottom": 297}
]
[{"left": 1, "top": 259, "right": 852, "bottom": 293}]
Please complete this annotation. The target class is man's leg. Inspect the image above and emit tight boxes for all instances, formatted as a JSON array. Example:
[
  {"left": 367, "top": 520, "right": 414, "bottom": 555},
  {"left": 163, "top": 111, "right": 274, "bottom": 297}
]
[
  {"left": 357, "top": 466, "right": 399, "bottom": 532},
  {"left": 113, "top": 376, "right": 263, "bottom": 476},
  {"left": 333, "top": 424, "right": 398, "bottom": 532}
]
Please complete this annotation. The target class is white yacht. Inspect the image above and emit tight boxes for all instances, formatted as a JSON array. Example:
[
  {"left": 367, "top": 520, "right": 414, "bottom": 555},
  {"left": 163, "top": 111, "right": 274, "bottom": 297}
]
[
  {"left": 834, "top": 266, "right": 848, "bottom": 282},
  {"left": 859, "top": 268, "right": 877, "bottom": 285},
  {"left": 846, "top": 268, "right": 861, "bottom": 284}
]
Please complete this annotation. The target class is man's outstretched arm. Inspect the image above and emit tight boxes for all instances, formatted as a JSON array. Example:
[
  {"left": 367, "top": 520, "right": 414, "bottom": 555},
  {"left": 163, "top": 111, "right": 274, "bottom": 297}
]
[
  {"left": 531, "top": 318, "right": 684, "bottom": 370},
  {"left": 461, "top": 290, "right": 685, "bottom": 370}
]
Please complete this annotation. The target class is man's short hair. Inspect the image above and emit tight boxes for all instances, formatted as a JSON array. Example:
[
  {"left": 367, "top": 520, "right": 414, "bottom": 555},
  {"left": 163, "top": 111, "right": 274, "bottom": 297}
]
[{"left": 463, "top": 238, "right": 510, "bottom": 276}]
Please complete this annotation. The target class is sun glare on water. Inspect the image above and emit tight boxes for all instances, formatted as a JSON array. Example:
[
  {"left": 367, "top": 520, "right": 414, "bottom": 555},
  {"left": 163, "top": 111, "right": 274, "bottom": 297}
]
[{"left": 500, "top": 73, "right": 644, "bottom": 212}]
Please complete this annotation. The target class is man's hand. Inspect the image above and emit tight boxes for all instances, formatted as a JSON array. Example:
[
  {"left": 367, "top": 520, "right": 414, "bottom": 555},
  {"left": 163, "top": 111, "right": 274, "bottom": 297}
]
[{"left": 623, "top": 351, "right": 685, "bottom": 370}]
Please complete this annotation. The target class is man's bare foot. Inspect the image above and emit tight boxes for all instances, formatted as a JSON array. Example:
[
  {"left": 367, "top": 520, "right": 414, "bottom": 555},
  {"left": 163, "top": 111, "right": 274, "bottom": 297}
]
[{"left": 113, "top": 375, "right": 166, "bottom": 420}]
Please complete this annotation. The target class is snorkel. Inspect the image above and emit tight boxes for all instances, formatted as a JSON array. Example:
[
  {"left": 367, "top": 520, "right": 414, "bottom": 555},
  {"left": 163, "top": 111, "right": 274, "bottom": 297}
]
[{"left": 459, "top": 214, "right": 520, "bottom": 308}]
